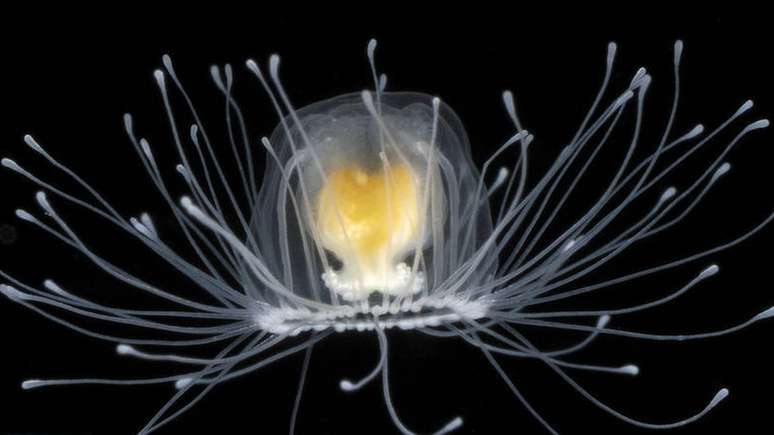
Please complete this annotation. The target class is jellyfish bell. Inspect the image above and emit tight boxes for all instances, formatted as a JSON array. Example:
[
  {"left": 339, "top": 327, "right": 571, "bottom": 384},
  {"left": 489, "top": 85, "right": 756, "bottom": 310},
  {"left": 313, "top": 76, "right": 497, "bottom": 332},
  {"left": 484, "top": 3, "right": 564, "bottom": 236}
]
[{"left": 254, "top": 91, "right": 496, "bottom": 325}]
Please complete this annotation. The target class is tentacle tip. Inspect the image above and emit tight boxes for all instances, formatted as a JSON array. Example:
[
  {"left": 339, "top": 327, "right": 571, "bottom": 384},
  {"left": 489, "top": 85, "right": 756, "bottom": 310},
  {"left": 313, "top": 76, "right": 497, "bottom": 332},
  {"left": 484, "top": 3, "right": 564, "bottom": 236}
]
[
  {"left": 710, "top": 388, "right": 730, "bottom": 407},
  {"left": 618, "top": 90, "right": 635, "bottom": 105},
  {"left": 606, "top": 42, "right": 617, "bottom": 63},
  {"left": 23, "top": 134, "right": 41, "bottom": 150},
  {"left": 660, "top": 186, "right": 677, "bottom": 202},
  {"left": 754, "top": 306, "right": 774, "bottom": 321},
  {"left": 43, "top": 279, "right": 64, "bottom": 295},
  {"left": 700, "top": 264, "right": 720, "bottom": 278},
  {"left": 175, "top": 378, "right": 193, "bottom": 390},
  {"left": 1, "top": 157, "right": 18, "bottom": 169},
  {"left": 179, "top": 196, "right": 194, "bottom": 209},
  {"left": 440, "top": 416, "right": 464, "bottom": 434},
  {"left": 621, "top": 364, "right": 640, "bottom": 376},
  {"left": 713, "top": 162, "right": 732, "bottom": 180},
  {"left": 35, "top": 191, "right": 51, "bottom": 210},
  {"left": 161, "top": 54, "right": 173, "bottom": 68},
  {"left": 0, "top": 284, "right": 27, "bottom": 301},
  {"left": 116, "top": 344, "right": 133, "bottom": 355},
  {"left": 688, "top": 124, "right": 705, "bottom": 138},
  {"left": 339, "top": 379, "right": 355, "bottom": 392},
  {"left": 21, "top": 379, "right": 42, "bottom": 390},
  {"left": 153, "top": 69, "right": 165, "bottom": 84},
  {"left": 15, "top": 209, "right": 34, "bottom": 222},
  {"left": 360, "top": 89, "right": 374, "bottom": 104},
  {"left": 738, "top": 99, "right": 754, "bottom": 115},
  {"left": 746, "top": 119, "right": 770, "bottom": 131},
  {"left": 674, "top": 40, "right": 684, "bottom": 60}
]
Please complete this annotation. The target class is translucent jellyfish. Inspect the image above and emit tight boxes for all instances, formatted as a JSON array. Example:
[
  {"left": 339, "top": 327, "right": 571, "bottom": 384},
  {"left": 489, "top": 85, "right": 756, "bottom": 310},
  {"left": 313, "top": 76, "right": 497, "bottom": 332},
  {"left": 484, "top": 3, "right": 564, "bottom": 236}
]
[{"left": 1, "top": 40, "right": 772, "bottom": 434}]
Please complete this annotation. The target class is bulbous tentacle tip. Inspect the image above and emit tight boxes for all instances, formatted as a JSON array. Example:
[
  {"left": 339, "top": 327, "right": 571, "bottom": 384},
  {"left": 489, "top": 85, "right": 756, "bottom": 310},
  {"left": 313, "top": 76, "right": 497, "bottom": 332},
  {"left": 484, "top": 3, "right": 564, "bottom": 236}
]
[
  {"left": 175, "top": 378, "right": 193, "bottom": 390},
  {"left": 269, "top": 54, "right": 281, "bottom": 72},
  {"left": 744, "top": 119, "right": 770, "bottom": 133},
  {"left": 21, "top": 379, "right": 43, "bottom": 390},
  {"left": 1, "top": 157, "right": 18, "bottom": 170},
  {"left": 0, "top": 284, "right": 27, "bottom": 302},
  {"left": 35, "top": 191, "right": 51, "bottom": 212},
  {"left": 687, "top": 123, "right": 705, "bottom": 138},
  {"left": 660, "top": 186, "right": 678, "bottom": 202},
  {"left": 700, "top": 264, "right": 720, "bottom": 279},
  {"left": 674, "top": 40, "right": 684, "bottom": 63},
  {"left": 116, "top": 344, "right": 134, "bottom": 355},
  {"left": 710, "top": 388, "right": 730, "bottom": 408},
  {"left": 435, "top": 416, "right": 464, "bottom": 435},
  {"left": 153, "top": 69, "right": 165, "bottom": 82},
  {"left": 161, "top": 54, "right": 174, "bottom": 70},
  {"left": 736, "top": 99, "right": 754, "bottom": 116},
  {"left": 754, "top": 306, "right": 774, "bottom": 321},
  {"left": 179, "top": 196, "right": 194, "bottom": 209},
  {"left": 713, "top": 163, "right": 731, "bottom": 181},
  {"left": 620, "top": 364, "right": 640, "bottom": 376},
  {"left": 23, "top": 134, "right": 42, "bottom": 151},
  {"left": 15, "top": 209, "right": 35, "bottom": 222},
  {"left": 339, "top": 379, "right": 356, "bottom": 392}
]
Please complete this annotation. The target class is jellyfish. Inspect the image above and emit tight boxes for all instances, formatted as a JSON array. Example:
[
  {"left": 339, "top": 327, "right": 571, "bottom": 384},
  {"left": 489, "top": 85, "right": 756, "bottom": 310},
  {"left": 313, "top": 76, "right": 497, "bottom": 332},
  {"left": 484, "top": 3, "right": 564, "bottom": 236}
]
[{"left": 1, "top": 39, "right": 772, "bottom": 434}]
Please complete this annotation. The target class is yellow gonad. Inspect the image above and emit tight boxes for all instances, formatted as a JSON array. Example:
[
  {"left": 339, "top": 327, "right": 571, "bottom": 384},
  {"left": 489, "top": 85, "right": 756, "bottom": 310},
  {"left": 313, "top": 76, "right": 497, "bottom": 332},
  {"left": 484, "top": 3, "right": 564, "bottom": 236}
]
[{"left": 316, "top": 163, "right": 423, "bottom": 300}]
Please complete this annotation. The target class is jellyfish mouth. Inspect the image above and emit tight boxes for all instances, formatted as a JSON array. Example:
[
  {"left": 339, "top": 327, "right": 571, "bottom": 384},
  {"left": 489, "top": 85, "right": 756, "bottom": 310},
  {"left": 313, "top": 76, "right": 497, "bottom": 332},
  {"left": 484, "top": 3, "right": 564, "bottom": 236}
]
[
  {"left": 321, "top": 262, "right": 426, "bottom": 301},
  {"left": 254, "top": 295, "right": 489, "bottom": 335}
]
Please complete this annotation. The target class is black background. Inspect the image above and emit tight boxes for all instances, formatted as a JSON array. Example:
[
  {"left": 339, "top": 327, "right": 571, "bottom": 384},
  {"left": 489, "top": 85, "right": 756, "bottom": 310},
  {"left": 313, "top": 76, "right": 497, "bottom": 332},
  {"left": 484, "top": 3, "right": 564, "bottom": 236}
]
[{"left": 1, "top": 8, "right": 772, "bottom": 435}]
